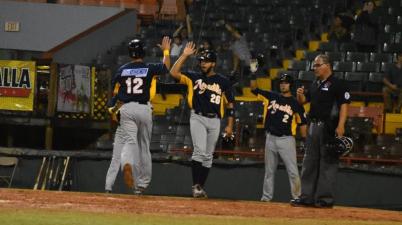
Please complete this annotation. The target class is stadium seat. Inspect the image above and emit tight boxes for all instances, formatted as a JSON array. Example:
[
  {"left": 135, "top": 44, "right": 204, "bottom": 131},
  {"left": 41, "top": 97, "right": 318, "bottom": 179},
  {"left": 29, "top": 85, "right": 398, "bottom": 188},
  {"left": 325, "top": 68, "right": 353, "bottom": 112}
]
[
  {"left": 383, "top": 42, "right": 402, "bottom": 53},
  {"left": 333, "top": 71, "right": 344, "bottom": 79},
  {"left": 318, "top": 42, "right": 337, "bottom": 52},
  {"left": 356, "top": 62, "right": 380, "bottom": 72},
  {"left": 298, "top": 70, "right": 316, "bottom": 81},
  {"left": 288, "top": 60, "right": 309, "bottom": 71},
  {"left": 370, "top": 52, "right": 393, "bottom": 63},
  {"left": 297, "top": 71, "right": 316, "bottom": 90},
  {"left": 389, "top": 143, "right": 402, "bottom": 157},
  {"left": 333, "top": 61, "right": 356, "bottom": 72},
  {"left": 339, "top": 42, "right": 357, "bottom": 52},
  {"left": 304, "top": 51, "right": 321, "bottom": 61},
  {"left": 381, "top": 62, "right": 394, "bottom": 72},
  {"left": 325, "top": 51, "right": 345, "bottom": 62},
  {"left": 366, "top": 72, "right": 385, "bottom": 93},
  {"left": 346, "top": 52, "right": 369, "bottom": 62},
  {"left": 344, "top": 72, "right": 368, "bottom": 92}
]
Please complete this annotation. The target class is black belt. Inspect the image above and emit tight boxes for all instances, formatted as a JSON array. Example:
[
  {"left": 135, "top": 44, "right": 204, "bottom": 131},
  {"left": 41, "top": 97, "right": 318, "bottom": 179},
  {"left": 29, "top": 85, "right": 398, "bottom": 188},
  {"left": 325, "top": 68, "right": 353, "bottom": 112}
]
[
  {"left": 194, "top": 111, "right": 219, "bottom": 118},
  {"left": 267, "top": 132, "right": 287, "bottom": 137},
  {"left": 310, "top": 118, "right": 325, "bottom": 123}
]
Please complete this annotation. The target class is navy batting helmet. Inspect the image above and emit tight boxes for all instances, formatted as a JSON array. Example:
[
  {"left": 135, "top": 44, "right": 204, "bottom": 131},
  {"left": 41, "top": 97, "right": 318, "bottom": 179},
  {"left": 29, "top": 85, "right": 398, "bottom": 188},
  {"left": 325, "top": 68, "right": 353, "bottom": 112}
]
[
  {"left": 279, "top": 73, "right": 294, "bottom": 84},
  {"left": 325, "top": 136, "right": 354, "bottom": 157},
  {"left": 198, "top": 50, "right": 217, "bottom": 62},
  {"left": 128, "top": 39, "right": 145, "bottom": 59}
]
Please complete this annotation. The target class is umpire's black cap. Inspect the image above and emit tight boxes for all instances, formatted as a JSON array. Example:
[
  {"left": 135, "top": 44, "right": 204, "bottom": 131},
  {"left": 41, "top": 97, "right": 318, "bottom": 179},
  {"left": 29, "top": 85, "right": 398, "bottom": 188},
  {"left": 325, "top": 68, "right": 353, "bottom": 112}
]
[{"left": 198, "top": 50, "right": 217, "bottom": 62}]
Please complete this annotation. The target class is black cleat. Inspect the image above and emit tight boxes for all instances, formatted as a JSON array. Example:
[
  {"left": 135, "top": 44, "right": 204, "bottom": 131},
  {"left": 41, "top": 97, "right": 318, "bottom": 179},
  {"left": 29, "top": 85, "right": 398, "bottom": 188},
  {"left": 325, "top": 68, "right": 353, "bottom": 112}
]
[
  {"left": 314, "top": 200, "right": 334, "bottom": 208},
  {"left": 290, "top": 198, "right": 314, "bottom": 207}
]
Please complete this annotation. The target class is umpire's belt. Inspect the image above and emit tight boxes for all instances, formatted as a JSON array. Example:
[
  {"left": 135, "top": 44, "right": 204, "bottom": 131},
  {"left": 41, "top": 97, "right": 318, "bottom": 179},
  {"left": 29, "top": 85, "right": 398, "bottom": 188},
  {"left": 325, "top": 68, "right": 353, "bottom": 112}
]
[
  {"left": 194, "top": 110, "right": 219, "bottom": 118},
  {"left": 310, "top": 118, "right": 325, "bottom": 124}
]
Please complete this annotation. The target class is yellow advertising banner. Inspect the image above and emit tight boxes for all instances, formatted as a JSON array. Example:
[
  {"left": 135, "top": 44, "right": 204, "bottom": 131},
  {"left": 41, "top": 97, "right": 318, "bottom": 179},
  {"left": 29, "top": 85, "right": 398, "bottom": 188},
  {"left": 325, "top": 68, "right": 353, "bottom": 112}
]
[{"left": 0, "top": 60, "right": 36, "bottom": 111}]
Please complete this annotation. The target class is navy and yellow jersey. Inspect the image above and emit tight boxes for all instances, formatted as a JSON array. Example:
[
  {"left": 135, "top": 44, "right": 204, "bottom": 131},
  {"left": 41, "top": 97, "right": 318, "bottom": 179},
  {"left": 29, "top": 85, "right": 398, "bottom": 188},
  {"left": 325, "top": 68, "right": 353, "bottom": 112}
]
[
  {"left": 252, "top": 88, "right": 307, "bottom": 136},
  {"left": 179, "top": 71, "right": 234, "bottom": 118},
  {"left": 111, "top": 61, "right": 168, "bottom": 104},
  {"left": 305, "top": 75, "right": 351, "bottom": 121}
]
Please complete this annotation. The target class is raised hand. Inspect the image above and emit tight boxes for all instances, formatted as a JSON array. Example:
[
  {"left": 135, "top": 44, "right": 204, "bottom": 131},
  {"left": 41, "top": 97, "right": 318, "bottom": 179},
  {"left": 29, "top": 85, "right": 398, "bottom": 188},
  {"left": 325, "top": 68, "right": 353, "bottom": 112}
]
[
  {"left": 182, "top": 42, "right": 197, "bottom": 56},
  {"left": 158, "top": 36, "right": 171, "bottom": 51},
  {"left": 296, "top": 86, "right": 305, "bottom": 96}
]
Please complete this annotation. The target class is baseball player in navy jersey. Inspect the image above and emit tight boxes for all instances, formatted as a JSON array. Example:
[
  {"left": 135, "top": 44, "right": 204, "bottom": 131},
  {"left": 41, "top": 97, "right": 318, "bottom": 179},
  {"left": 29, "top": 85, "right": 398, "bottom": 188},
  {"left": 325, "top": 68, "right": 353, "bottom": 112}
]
[
  {"left": 170, "top": 42, "right": 235, "bottom": 198},
  {"left": 250, "top": 73, "right": 307, "bottom": 202},
  {"left": 105, "top": 36, "right": 171, "bottom": 194}
]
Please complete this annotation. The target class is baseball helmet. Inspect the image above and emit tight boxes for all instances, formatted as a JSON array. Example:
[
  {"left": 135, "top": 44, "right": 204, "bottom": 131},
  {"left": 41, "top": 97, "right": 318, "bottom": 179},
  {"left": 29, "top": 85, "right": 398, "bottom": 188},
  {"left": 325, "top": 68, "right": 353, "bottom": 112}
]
[
  {"left": 325, "top": 136, "right": 354, "bottom": 157},
  {"left": 279, "top": 73, "right": 294, "bottom": 84},
  {"left": 128, "top": 39, "right": 145, "bottom": 58},
  {"left": 198, "top": 50, "right": 217, "bottom": 62}
]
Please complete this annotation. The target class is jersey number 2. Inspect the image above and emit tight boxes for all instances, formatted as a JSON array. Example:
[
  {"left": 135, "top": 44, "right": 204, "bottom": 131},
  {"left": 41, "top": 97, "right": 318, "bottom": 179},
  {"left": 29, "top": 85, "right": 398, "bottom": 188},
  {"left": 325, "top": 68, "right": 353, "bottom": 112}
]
[
  {"left": 126, "top": 77, "right": 143, "bottom": 94},
  {"left": 282, "top": 114, "right": 289, "bottom": 123}
]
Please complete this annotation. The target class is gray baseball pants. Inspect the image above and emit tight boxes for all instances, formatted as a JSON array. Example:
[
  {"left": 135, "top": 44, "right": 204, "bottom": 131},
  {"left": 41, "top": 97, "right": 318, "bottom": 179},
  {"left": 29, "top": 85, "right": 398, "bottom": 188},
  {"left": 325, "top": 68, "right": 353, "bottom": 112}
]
[
  {"left": 300, "top": 121, "right": 338, "bottom": 204},
  {"left": 190, "top": 111, "right": 221, "bottom": 168},
  {"left": 261, "top": 133, "right": 301, "bottom": 201},
  {"left": 105, "top": 102, "right": 152, "bottom": 191}
]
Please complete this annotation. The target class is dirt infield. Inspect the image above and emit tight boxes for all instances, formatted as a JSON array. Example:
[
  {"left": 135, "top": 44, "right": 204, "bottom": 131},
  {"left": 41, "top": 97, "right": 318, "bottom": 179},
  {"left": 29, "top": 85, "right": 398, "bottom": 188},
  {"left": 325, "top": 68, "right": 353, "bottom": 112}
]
[{"left": 0, "top": 189, "right": 401, "bottom": 223}]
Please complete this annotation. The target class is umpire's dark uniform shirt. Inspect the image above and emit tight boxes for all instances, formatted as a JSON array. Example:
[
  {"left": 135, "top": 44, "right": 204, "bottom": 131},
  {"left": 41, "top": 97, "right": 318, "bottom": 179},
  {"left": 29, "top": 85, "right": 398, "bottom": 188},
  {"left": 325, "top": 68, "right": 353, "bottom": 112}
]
[{"left": 306, "top": 75, "right": 351, "bottom": 121}]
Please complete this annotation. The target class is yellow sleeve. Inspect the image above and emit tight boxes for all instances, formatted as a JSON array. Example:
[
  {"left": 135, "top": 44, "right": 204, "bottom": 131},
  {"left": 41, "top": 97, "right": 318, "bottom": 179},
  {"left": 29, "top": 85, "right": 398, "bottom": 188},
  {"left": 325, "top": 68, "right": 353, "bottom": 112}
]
[{"left": 179, "top": 75, "right": 194, "bottom": 109}]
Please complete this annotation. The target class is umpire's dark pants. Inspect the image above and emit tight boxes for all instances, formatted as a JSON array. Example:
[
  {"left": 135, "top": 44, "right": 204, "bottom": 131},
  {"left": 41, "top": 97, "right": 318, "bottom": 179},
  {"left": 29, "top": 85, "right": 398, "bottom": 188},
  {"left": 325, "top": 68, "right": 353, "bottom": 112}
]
[{"left": 300, "top": 121, "right": 338, "bottom": 204}]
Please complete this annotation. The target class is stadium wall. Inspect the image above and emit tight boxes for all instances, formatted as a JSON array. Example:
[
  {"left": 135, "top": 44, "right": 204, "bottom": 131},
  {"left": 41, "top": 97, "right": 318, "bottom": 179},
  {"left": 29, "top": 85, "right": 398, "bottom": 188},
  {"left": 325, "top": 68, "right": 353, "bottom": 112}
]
[{"left": 2, "top": 156, "right": 402, "bottom": 210}]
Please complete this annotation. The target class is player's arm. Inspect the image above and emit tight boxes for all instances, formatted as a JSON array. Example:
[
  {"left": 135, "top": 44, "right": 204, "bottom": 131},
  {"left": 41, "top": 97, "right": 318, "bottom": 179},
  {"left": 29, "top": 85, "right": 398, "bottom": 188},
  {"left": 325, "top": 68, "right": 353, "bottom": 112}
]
[
  {"left": 224, "top": 22, "right": 242, "bottom": 39},
  {"left": 383, "top": 76, "right": 397, "bottom": 91},
  {"left": 336, "top": 103, "right": 348, "bottom": 137},
  {"left": 296, "top": 86, "right": 307, "bottom": 105},
  {"left": 335, "top": 82, "right": 351, "bottom": 137},
  {"left": 186, "top": 14, "right": 193, "bottom": 40},
  {"left": 299, "top": 124, "right": 307, "bottom": 138},
  {"left": 159, "top": 36, "right": 172, "bottom": 70},
  {"left": 249, "top": 58, "right": 259, "bottom": 91},
  {"left": 170, "top": 41, "right": 196, "bottom": 80},
  {"left": 295, "top": 100, "right": 308, "bottom": 138},
  {"left": 173, "top": 23, "right": 184, "bottom": 38},
  {"left": 108, "top": 72, "right": 122, "bottom": 122},
  {"left": 225, "top": 102, "right": 234, "bottom": 136}
]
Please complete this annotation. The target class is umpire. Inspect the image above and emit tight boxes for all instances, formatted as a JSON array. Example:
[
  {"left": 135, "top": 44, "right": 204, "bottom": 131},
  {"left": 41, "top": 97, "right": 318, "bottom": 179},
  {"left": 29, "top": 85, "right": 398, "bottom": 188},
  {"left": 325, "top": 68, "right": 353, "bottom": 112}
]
[{"left": 291, "top": 54, "right": 350, "bottom": 208}]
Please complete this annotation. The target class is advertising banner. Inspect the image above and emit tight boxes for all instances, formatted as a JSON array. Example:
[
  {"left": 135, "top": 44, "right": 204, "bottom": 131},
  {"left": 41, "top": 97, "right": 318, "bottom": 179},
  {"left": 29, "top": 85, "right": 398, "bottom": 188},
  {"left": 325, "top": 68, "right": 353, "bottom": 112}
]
[{"left": 0, "top": 60, "right": 36, "bottom": 111}]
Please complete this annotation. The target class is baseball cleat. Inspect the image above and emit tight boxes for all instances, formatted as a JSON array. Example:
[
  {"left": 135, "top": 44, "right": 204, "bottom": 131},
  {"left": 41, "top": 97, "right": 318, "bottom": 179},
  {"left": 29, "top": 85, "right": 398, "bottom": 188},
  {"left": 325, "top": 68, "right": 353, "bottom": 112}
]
[
  {"left": 133, "top": 187, "right": 145, "bottom": 195},
  {"left": 290, "top": 198, "right": 314, "bottom": 207},
  {"left": 192, "top": 184, "right": 208, "bottom": 198}
]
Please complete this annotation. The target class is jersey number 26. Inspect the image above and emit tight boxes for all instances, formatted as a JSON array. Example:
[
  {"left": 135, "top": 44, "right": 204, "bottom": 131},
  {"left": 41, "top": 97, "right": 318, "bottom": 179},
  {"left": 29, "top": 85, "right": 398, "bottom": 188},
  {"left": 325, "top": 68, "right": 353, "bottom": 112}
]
[
  {"left": 126, "top": 77, "right": 143, "bottom": 94},
  {"left": 210, "top": 94, "right": 221, "bottom": 105}
]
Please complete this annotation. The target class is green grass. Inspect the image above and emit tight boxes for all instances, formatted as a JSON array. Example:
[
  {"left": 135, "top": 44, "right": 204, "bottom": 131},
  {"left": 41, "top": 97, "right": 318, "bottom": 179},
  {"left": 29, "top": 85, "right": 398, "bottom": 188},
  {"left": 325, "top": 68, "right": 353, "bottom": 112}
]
[{"left": 1, "top": 209, "right": 401, "bottom": 225}]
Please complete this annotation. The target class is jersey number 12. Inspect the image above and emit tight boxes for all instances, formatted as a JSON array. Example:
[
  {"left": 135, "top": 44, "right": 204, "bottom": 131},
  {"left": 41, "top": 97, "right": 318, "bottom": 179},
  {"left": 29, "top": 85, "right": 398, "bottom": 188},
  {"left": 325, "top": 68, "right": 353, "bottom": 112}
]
[{"left": 126, "top": 77, "right": 143, "bottom": 94}]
